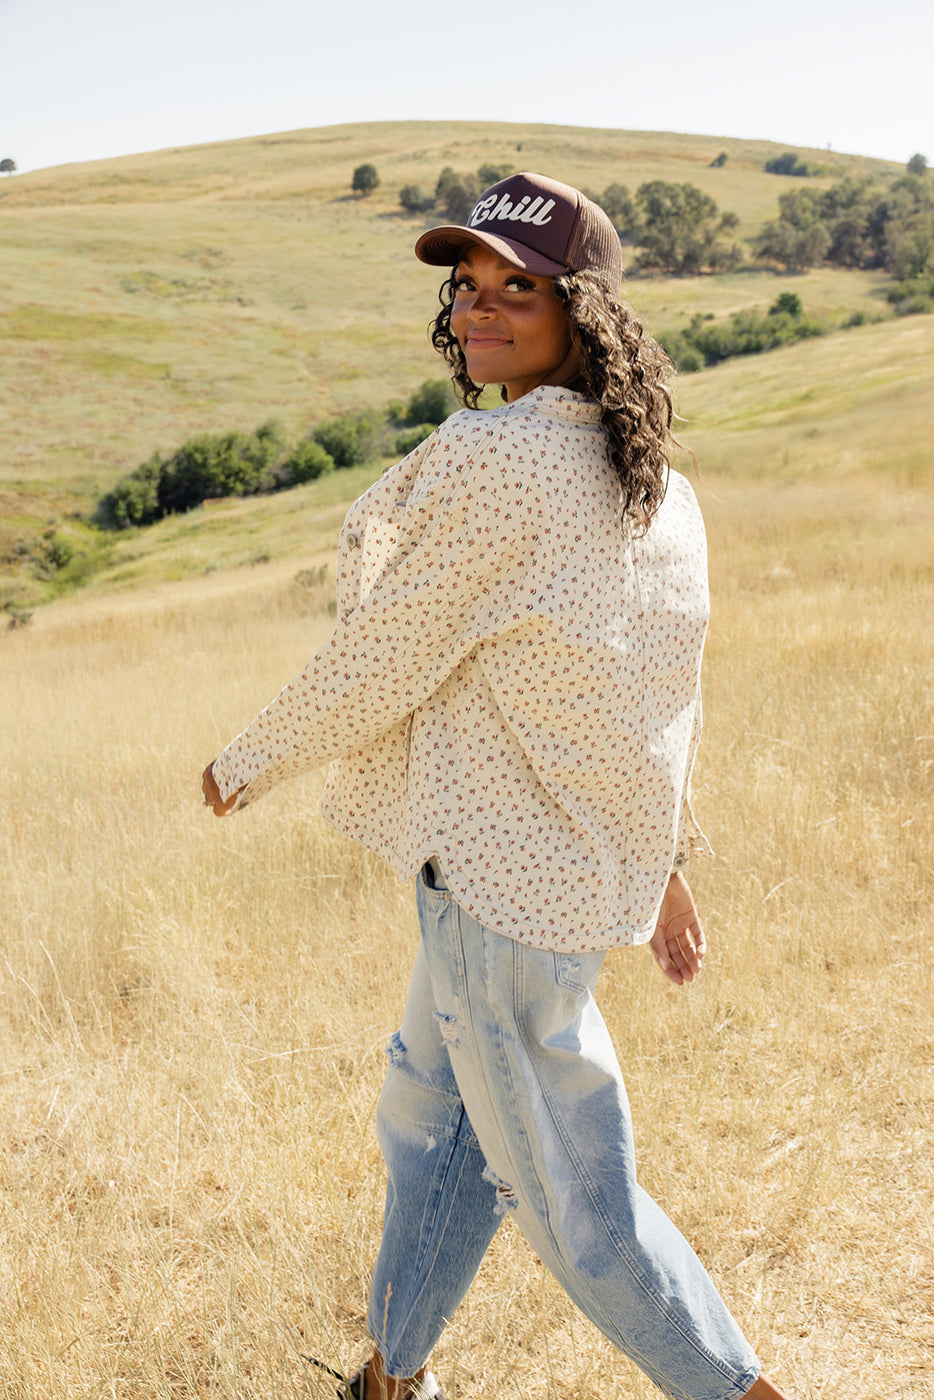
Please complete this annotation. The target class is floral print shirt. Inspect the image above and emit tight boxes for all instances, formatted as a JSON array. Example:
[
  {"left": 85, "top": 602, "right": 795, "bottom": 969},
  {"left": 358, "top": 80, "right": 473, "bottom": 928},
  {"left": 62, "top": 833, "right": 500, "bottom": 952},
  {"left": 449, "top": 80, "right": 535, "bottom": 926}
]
[{"left": 212, "top": 385, "right": 712, "bottom": 951}]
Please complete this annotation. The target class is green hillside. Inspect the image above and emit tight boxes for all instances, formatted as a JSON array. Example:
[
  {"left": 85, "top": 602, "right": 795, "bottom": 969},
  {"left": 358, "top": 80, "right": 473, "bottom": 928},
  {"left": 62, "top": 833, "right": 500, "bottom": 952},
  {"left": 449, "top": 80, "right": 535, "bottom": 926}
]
[{"left": 0, "top": 120, "right": 929, "bottom": 608}]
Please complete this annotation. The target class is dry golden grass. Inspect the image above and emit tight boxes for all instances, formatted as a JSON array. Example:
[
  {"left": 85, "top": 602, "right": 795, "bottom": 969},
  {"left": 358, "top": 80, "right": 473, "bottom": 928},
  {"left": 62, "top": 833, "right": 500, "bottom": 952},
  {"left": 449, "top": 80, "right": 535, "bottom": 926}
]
[
  {"left": 2, "top": 138, "right": 933, "bottom": 1391},
  {"left": 2, "top": 432, "right": 932, "bottom": 1400}
]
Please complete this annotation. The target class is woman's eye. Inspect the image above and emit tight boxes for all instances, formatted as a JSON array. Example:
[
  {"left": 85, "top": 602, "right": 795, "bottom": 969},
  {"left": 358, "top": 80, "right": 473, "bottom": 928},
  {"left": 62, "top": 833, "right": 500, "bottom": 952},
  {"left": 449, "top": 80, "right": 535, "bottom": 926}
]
[
  {"left": 505, "top": 277, "right": 535, "bottom": 292},
  {"left": 453, "top": 276, "right": 474, "bottom": 294}
]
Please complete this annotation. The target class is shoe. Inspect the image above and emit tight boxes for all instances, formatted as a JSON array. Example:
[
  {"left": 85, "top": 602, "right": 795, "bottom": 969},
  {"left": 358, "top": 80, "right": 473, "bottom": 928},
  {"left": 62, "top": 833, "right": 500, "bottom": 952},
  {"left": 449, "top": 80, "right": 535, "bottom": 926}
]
[
  {"left": 339, "top": 1367, "right": 444, "bottom": 1400},
  {"left": 304, "top": 1356, "right": 444, "bottom": 1400}
]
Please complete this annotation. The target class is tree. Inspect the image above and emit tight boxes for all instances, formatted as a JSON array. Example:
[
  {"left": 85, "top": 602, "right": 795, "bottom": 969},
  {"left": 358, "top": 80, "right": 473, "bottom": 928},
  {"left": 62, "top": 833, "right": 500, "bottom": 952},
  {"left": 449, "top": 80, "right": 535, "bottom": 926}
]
[
  {"left": 435, "top": 167, "right": 481, "bottom": 222},
  {"left": 599, "top": 183, "right": 636, "bottom": 239},
  {"left": 399, "top": 184, "right": 436, "bottom": 215},
  {"left": 633, "top": 181, "right": 741, "bottom": 275},
  {"left": 769, "top": 292, "right": 803, "bottom": 318},
  {"left": 907, "top": 153, "right": 928, "bottom": 177},
  {"left": 352, "top": 163, "right": 380, "bottom": 197},
  {"left": 752, "top": 217, "right": 830, "bottom": 272},
  {"left": 0, "top": 158, "right": 15, "bottom": 174},
  {"left": 752, "top": 172, "right": 933, "bottom": 275},
  {"left": 477, "top": 163, "right": 514, "bottom": 186}
]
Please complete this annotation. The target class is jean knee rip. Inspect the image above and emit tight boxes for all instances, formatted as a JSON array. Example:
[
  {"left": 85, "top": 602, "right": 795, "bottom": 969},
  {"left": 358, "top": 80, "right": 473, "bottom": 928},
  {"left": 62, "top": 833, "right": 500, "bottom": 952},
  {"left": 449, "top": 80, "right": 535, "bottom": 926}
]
[
  {"left": 482, "top": 1165, "right": 519, "bottom": 1214},
  {"left": 385, "top": 1030, "right": 407, "bottom": 1067},
  {"left": 433, "top": 1010, "right": 459, "bottom": 1048}
]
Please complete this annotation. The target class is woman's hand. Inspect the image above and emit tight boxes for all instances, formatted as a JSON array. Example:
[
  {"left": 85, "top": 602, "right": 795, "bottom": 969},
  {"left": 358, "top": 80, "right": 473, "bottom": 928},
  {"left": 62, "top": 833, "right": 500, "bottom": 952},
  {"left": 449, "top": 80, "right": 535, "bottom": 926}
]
[
  {"left": 201, "top": 762, "right": 242, "bottom": 817},
  {"left": 650, "top": 871, "right": 706, "bottom": 985}
]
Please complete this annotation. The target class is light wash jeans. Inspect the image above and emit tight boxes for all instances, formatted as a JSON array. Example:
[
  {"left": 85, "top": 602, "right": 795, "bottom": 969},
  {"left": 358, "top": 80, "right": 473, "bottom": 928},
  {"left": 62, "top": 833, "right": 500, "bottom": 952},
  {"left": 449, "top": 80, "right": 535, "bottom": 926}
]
[{"left": 368, "top": 864, "right": 760, "bottom": 1400}]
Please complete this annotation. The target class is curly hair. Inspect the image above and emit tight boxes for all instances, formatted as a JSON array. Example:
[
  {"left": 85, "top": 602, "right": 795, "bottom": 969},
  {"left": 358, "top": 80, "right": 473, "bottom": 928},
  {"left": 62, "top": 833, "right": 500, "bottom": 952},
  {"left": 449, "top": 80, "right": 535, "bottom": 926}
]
[{"left": 429, "top": 268, "right": 675, "bottom": 531}]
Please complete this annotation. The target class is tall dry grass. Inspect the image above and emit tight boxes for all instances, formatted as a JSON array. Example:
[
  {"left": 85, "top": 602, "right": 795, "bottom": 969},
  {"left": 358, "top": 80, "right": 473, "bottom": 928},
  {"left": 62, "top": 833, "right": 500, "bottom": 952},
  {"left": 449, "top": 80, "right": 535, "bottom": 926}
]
[{"left": 1, "top": 467, "right": 932, "bottom": 1399}]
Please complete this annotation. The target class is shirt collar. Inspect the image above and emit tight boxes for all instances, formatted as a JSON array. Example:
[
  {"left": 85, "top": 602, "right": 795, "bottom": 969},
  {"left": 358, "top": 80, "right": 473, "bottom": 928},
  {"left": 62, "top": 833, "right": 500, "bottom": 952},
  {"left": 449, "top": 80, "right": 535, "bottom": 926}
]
[{"left": 508, "top": 384, "right": 603, "bottom": 426}]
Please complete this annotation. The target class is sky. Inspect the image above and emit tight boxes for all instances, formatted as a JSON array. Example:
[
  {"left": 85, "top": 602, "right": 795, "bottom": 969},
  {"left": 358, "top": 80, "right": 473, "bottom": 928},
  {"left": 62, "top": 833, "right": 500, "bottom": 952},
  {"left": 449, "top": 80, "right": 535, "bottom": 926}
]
[{"left": 1, "top": 0, "right": 931, "bottom": 176}]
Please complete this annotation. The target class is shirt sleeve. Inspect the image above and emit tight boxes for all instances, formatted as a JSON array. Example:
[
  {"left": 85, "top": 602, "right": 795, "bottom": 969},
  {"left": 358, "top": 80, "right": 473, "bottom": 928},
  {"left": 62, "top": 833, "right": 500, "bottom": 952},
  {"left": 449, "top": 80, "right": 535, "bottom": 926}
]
[
  {"left": 211, "top": 428, "right": 551, "bottom": 810},
  {"left": 672, "top": 679, "right": 714, "bottom": 868}
]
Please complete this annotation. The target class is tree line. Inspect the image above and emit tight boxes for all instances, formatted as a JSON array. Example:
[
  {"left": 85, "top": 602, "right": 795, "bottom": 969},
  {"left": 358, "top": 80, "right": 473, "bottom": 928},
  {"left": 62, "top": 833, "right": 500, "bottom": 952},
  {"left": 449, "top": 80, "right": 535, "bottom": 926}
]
[
  {"left": 100, "top": 380, "right": 457, "bottom": 528},
  {"left": 362, "top": 156, "right": 934, "bottom": 282}
]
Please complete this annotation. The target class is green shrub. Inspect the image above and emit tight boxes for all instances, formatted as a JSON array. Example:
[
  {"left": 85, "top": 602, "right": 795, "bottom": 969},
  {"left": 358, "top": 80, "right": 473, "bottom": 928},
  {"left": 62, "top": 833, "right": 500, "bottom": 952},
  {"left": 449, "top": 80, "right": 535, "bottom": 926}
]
[
  {"left": 662, "top": 301, "right": 827, "bottom": 371},
  {"left": 887, "top": 270, "right": 934, "bottom": 315},
  {"left": 477, "top": 163, "right": 514, "bottom": 186},
  {"left": 157, "top": 426, "right": 280, "bottom": 515},
  {"left": 38, "top": 530, "right": 76, "bottom": 574},
  {"left": 765, "top": 152, "right": 817, "bottom": 177},
  {"left": 657, "top": 332, "right": 704, "bottom": 374},
  {"left": 103, "top": 421, "right": 286, "bottom": 526},
  {"left": 399, "top": 184, "right": 435, "bottom": 214},
  {"left": 769, "top": 292, "right": 803, "bottom": 318},
  {"left": 395, "top": 423, "right": 438, "bottom": 455},
  {"left": 893, "top": 293, "right": 934, "bottom": 315},
  {"left": 312, "top": 408, "right": 386, "bottom": 467},
  {"left": 103, "top": 453, "right": 163, "bottom": 527},
  {"left": 399, "top": 378, "right": 456, "bottom": 426},
  {"left": 280, "top": 439, "right": 335, "bottom": 484}
]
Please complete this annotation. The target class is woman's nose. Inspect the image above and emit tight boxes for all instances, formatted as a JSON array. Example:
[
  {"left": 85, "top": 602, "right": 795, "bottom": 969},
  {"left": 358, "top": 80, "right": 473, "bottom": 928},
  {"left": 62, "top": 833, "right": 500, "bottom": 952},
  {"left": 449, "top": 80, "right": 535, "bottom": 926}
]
[{"left": 469, "top": 287, "right": 498, "bottom": 318}]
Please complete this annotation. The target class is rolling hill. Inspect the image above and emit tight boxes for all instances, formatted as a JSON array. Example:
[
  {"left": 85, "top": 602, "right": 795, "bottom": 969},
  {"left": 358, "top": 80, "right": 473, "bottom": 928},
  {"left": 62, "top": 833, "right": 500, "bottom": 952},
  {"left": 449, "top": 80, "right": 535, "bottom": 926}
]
[{"left": 0, "top": 119, "right": 929, "bottom": 608}]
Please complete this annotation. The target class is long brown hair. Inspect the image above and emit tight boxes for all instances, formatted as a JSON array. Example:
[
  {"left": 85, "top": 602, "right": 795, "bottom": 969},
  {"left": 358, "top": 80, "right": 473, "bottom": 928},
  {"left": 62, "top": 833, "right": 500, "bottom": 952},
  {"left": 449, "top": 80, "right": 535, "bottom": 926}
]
[{"left": 430, "top": 268, "right": 674, "bottom": 531}]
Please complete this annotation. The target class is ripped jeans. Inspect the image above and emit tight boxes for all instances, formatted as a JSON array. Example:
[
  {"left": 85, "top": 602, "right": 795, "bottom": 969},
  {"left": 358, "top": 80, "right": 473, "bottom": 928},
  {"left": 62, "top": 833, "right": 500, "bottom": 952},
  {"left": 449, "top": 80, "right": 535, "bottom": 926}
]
[{"left": 368, "top": 863, "right": 760, "bottom": 1400}]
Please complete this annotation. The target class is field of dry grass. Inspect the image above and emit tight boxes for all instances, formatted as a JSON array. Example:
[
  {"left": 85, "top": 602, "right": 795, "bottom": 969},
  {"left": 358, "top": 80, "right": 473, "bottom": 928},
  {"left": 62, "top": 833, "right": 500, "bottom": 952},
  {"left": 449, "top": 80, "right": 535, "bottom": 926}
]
[
  {"left": 2, "top": 326, "right": 932, "bottom": 1398},
  {"left": 1, "top": 120, "right": 932, "bottom": 1400}
]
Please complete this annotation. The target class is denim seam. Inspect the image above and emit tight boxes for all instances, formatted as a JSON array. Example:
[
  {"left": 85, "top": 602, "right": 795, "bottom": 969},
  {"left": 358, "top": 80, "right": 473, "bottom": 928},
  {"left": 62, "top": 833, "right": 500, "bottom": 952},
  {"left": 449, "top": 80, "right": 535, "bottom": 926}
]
[
  {"left": 447, "top": 909, "right": 553, "bottom": 1227},
  {"left": 372, "top": 1111, "right": 476, "bottom": 1375},
  {"left": 521, "top": 1014, "right": 750, "bottom": 1390}
]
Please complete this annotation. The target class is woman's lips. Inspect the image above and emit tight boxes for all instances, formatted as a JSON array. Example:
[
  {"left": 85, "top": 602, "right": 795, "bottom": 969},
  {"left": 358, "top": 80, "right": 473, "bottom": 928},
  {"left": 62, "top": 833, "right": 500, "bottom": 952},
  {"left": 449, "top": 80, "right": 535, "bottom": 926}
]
[{"left": 465, "top": 334, "right": 511, "bottom": 349}]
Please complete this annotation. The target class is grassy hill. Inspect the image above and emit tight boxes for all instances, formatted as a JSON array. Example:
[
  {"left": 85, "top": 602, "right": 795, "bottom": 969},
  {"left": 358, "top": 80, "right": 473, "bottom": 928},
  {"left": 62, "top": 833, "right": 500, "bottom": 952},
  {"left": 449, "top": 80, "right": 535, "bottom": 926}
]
[{"left": 0, "top": 119, "right": 928, "bottom": 609}]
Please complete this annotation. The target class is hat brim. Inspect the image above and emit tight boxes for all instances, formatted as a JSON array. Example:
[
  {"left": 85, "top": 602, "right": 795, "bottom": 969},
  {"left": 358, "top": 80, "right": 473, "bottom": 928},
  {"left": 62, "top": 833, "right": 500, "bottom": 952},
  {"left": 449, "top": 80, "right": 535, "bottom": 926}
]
[{"left": 414, "top": 224, "right": 568, "bottom": 277}]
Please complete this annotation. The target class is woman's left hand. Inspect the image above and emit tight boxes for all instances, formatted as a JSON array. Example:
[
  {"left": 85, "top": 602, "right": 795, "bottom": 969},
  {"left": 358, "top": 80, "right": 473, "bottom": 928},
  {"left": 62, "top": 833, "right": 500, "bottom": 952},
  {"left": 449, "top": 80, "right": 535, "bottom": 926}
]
[
  {"left": 650, "top": 871, "right": 706, "bottom": 985},
  {"left": 201, "top": 762, "right": 242, "bottom": 817}
]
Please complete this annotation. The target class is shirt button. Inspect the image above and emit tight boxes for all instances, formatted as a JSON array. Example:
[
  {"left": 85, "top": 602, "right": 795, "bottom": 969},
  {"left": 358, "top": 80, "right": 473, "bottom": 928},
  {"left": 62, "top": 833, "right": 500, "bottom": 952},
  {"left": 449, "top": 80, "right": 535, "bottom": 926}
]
[{"left": 345, "top": 532, "right": 359, "bottom": 550}]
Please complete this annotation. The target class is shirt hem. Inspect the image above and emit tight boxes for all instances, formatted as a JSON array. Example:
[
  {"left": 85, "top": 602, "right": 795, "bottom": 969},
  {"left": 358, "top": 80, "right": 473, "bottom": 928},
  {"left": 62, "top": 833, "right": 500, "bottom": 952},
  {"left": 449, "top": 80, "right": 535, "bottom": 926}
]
[{"left": 319, "top": 799, "right": 658, "bottom": 954}]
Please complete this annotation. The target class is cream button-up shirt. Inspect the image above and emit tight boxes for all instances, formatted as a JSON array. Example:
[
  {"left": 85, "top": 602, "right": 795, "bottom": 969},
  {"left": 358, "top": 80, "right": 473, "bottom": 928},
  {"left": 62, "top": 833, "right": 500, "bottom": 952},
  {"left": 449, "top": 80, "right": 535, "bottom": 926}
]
[{"left": 212, "top": 385, "right": 712, "bottom": 952}]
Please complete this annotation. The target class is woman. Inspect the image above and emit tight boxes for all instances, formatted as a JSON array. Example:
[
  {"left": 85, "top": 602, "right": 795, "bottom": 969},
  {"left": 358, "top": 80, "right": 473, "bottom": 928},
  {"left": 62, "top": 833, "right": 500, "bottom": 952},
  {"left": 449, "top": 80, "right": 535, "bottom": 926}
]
[{"left": 203, "top": 172, "right": 791, "bottom": 1400}]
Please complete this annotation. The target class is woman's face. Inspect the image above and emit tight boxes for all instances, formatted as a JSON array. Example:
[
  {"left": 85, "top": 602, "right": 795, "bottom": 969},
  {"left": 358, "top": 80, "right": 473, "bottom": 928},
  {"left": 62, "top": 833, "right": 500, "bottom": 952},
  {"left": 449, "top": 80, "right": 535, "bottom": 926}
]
[{"left": 449, "top": 244, "right": 579, "bottom": 402}]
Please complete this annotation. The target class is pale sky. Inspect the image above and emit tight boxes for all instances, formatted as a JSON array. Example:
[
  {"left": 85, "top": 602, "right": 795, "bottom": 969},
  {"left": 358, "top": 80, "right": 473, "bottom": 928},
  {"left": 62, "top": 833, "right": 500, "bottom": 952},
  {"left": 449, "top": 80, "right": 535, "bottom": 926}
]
[{"left": 1, "top": 0, "right": 931, "bottom": 175}]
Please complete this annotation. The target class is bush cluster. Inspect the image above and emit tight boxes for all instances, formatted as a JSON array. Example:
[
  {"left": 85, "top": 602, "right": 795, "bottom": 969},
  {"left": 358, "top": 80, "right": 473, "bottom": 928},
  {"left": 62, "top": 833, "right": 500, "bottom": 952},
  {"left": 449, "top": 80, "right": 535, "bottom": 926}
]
[
  {"left": 399, "top": 164, "right": 516, "bottom": 223},
  {"left": 753, "top": 171, "right": 934, "bottom": 275},
  {"left": 764, "top": 152, "right": 823, "bottom": 177},
  {"left": 660, "top": 294, "right": 829, "bottom": 372},
  {"left": 886, "top": 271, "right": 934, "bottom": 315},
  {"left": 104, "top": 421, "right": 291, "bottom": 528},
  {"left": 101, "top": 380, "right": 458, "bottom": 529}
]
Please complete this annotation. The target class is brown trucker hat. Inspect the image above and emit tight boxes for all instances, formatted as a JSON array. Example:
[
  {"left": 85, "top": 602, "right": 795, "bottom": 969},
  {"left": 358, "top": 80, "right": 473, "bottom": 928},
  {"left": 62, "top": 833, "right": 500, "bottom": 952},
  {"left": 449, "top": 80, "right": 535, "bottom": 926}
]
[{"left": 414, "top": 171, "right": 623, "bottom": 287}]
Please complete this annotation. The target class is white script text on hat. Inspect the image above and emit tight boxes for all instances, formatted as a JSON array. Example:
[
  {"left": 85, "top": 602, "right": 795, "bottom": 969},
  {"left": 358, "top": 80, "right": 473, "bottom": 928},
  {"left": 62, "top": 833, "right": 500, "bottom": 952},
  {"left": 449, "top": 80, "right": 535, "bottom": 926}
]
[{"left": 469, "top": 194, "right": 557, "bottom": 228}]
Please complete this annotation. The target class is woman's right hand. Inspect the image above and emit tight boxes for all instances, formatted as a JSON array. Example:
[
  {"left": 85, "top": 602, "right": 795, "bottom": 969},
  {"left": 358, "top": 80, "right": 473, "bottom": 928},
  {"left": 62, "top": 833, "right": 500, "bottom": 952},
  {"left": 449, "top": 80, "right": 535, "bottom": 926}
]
[
  {"left": 201, "top": 762, "right": 242, "bottom": 817},
  {"left": 649, "top": 871, "right": 706, "bottom": 985}
]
